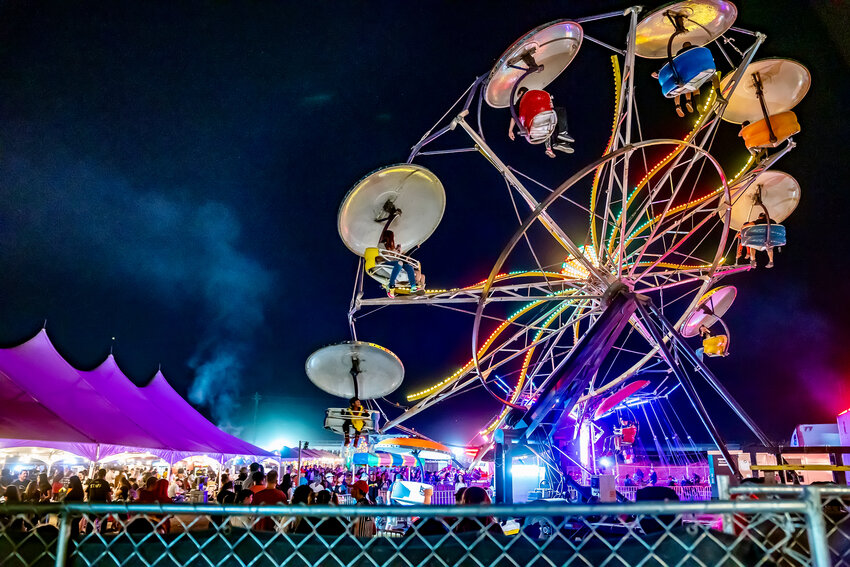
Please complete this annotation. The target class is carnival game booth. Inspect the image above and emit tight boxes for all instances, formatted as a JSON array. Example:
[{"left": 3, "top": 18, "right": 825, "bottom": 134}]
[
  {"left": 0, "top": 330, "right": 274, "bottom": 473},
  {"left": 278, "top": 446, "right": 342, "bottom": 467}
]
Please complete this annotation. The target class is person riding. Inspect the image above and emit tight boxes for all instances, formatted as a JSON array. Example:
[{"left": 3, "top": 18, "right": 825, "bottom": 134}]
[
  {"left": 378, "top": 229, "right": 419, "bottom": 298},
  {"left": 508, "top": 87, "right": 574, "bottom": 158},
  {"left": 343, "top": 397, "right": 367, "bottom": 448},
  {"left": 738, "top": 211, "right": 776, "bottom": 268}
]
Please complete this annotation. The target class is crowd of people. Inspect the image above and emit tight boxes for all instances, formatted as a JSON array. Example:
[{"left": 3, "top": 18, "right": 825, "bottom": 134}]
[{"left": 0, "top": 461, "right": 494, "bottom": 538}]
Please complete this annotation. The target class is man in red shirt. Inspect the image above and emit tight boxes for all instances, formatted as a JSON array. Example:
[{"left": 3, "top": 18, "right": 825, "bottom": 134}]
[{"left": 253, "top": 470, "right": 287, "bottom": 531}]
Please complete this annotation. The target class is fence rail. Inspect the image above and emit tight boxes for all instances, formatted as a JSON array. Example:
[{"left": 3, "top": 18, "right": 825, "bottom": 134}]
[
  {"left": 616, "top": 484, "right": 712, "bottom": 501},
  {"left": 0, "top": 488, "right": 843, "bottom": 566}
]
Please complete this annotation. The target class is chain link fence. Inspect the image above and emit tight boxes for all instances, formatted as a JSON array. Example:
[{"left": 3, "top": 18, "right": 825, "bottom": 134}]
[
  {"left": 0, "top": 492, "right": 839, "bottom": 567},
  {"left": 726, "top": 484, "right": 850, "bottom": 567}
]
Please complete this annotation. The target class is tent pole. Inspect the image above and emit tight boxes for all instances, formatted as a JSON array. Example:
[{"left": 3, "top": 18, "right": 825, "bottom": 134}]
[
  {"left": 297, "top": 441, "right": 302, "bottom": 485},
  {"left": 217, "top": 454, "right": 224, "bottom": 490},
  {"left": 89, "top": 444, "right": 100, "bottom": 479}
]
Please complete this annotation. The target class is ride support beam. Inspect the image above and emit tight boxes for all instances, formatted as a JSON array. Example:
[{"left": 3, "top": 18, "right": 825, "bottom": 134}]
[
  {"left": 645, "top": 300, "right": 775, "bottom": 448},
  {"left": 454, "top": 114, "right": 606, "bottom": 282},
  {"left": 518, "top": 291, "right": 637, "bottom": 439},
  {"left": 494, "top": 428, "right": 519, "bottom": 504},
  {"left": 635, "top": 299, "right": 742, "bottom": 480}
]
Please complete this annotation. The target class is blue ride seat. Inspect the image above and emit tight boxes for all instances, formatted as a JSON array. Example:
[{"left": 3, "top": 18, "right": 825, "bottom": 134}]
[
  {"left": 658, "top": 47, "right": 716, "bottom": 98},
  {"left": 740, "top": 224, "right": 786, "bottom": 250}
]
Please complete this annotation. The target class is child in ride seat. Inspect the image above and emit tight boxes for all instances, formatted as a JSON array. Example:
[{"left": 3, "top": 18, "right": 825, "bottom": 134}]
[{"left": 343, "top": 397, "right": 367, "bottom": 448}]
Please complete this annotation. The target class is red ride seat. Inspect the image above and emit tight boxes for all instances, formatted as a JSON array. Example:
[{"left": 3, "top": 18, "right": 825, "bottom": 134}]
[{"left": 517, "top": 90, "right": 557, "bottom": 143}]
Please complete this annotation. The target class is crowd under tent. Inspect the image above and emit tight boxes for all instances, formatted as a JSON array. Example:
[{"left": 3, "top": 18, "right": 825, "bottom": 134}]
[{"left": 0, "top": 330, "right": 274, "bottom": 466}]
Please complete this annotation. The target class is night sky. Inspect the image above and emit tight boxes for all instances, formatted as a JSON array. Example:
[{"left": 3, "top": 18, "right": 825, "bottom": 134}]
[{"left": 1, "top": 1, "right": 848, "bottom": 450}]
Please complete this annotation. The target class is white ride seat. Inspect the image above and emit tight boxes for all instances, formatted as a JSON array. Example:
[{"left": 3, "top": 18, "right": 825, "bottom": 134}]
[{"left": 324, "top": 408, "right": 380, "bottom": 435}]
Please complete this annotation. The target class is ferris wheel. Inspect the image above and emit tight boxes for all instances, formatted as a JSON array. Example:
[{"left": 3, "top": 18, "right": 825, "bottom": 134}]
[{"left": 310, "top": 0, "right": 809, "bottom": 495}]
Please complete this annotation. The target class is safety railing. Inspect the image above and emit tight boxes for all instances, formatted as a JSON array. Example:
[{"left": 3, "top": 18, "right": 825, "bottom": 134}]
[{"left": 0, "top": 492, "right": 839, "bottom": 567}]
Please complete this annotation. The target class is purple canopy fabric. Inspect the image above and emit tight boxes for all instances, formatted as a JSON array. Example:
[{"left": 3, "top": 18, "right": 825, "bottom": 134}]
[{"left": 0, "top": 330, "right": 274, "bottom": 461}]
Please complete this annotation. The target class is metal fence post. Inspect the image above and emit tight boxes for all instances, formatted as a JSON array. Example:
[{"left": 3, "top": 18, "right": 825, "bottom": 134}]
[
  {"left": 54, "top": 509, "right": 71, "bottom": 567},
  {"left": 716, "top": 474, "right": 735, "bottom": 535},
  {"left": 803, "top": 486, "right": 832, "bottom": 567}
]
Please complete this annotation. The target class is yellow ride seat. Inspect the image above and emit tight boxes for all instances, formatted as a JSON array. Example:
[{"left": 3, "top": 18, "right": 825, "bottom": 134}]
[
  {"left": 739, "top": 111, "right": 800, "bottom": 150},
  {"left": 703, "top": 335, "right": 729, "bottom": 357},
  {"left": 364, "top": 247, "right": 380, "bottom": 272}
]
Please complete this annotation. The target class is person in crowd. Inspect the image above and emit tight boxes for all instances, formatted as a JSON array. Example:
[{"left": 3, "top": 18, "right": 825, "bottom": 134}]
[
  {"left": 63, "top": 476, "right": 85, "bottom": 539},
  {"left": 279, "top": 473, "right": 292, "bottom": 497},
  {"left": 167, "top": 477, "right": 186, "bottom": 501},
  {"left": 253, "top": 470, "right": 287, "bottom": 531},
  {"left": 1, "top": 486, "right": 33, "bottom": 532},
  {"left": 302, "top": 490, "right": 347, "bottom": 535},
  {"left": 454, "top": 486, "right": 499, "bottom": 534},
  {"left": 12, "top": 470, "right": 29, "bottom": 488},
  {"left": 249, "top": 471, "right": 266, "bottom": 494},
  {"left": 228, "top": 489, "right": 255, "bottom": 530},
  {"left": 331, "top": 474, "right": 347, "bottom": 496},
  {"left": 51, "top": 472, "right": 64, "bottom": 499},
  {"left": 349, "top": 480, "right": 376, "bottom": 537},
  {"left": 308, "top": 474, "right": 325, "bottom": 493},
  {"left": 367, "top": 471, "right": 381, "bottom": 503},
  {"left": 453, "top": 472, "right": 467, "bottom": 491},
  {"left": 243, "top": 463, "right": 262, "bottom": 491},
  {"left": 136, "top": 477, "right": 159, "bottom": 503},
  {"left": 155, "top": 479, "right": 172, "bottom": 504},
  {"left": 635, "top": 485, "right": 680, "bottom": 534},
  {"left": 22, "top": 480, "right": 41, "bottom": 503},
  {"left": 217, "top": 480, "right": 237, "bottom": 505},
  {"left": 36, "top": 473, "right": 52, "bottom": 502},
  {"left": 114, "top": 478, "right": 133, "bottom": 501},
  {"left": 84, "top": 468, "right": 113, "bottom": 534},
  {"left": 283, "top": 485, "right": 314, "bottom": 533},
  {"left": 209, "top": 480, "right": 237, "bottom": 530},
  {"left": 87, "top": 469, "right": 112, "bottom": 503}
]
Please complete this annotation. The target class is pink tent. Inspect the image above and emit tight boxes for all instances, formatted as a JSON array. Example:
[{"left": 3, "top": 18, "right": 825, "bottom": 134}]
[{"left": 0, "top": 330, "right": 273, "bottom": 462}]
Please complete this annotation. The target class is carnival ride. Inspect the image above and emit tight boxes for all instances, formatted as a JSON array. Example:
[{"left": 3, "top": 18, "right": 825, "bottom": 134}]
[{"left": 309, "top": 0, "right": 810, "bottom": 502}]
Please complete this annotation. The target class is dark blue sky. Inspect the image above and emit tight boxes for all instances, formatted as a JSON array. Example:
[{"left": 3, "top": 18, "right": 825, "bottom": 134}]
[{"left": 0, "top": 1, "right": 847, "bottom": 449}]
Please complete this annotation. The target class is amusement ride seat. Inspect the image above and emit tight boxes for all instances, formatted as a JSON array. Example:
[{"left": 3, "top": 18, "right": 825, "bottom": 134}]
[
  {"left": 517, "top": 90, "right": 558, "bottom": 143},
  {"left": 657, "top": 46, "right": 716, "bottom": 98},
  {"left": 324, "top": 408, "right": 380, "bottom": 435},
  {"left": 702, "top": 334, "right": 729, "bottom": 357},
  {"left": 363, "top": 246, "right": 420, "bottom": 290},
  {"left": 739, "top": 111, "right": 800, "bottom": 150},
  {"left": 740, "top": 223, "right": 786, "bottom": 250}
]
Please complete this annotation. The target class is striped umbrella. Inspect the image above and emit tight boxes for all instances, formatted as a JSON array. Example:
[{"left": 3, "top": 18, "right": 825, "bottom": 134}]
[
  {"left": 374, "top": 437, "right": 453, "bottom": 461},
  {"left": 352, "top": 451, "right": 420, "bottom": 467}
]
